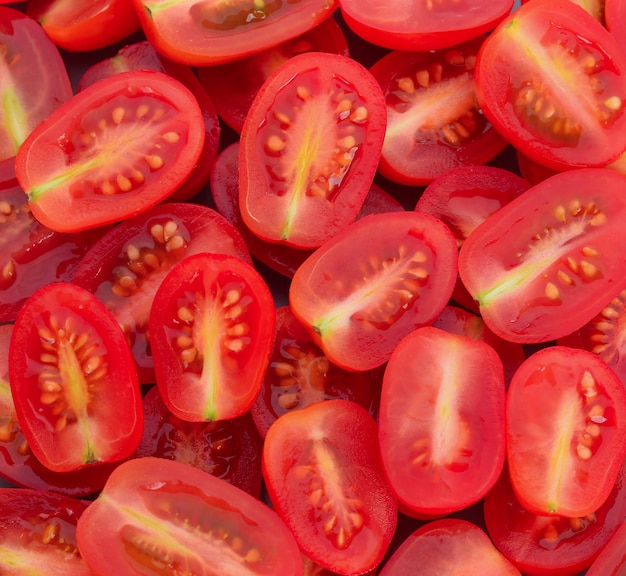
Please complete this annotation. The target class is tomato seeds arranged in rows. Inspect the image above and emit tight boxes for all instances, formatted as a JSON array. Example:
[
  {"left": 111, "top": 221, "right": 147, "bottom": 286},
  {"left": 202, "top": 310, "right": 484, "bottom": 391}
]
[{"left": 2, "top": 0, "right": 626, "bottom": 575}]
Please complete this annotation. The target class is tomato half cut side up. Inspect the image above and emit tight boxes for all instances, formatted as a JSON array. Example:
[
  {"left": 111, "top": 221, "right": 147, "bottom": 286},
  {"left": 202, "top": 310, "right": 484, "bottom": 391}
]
[
  {"left": 475, "top": 0, "right": 626, "bottom": 170},
  {"left": 8, "top": 282, "right": 143, "bottom": 473},
  {"left": 506, "top": 346, "right": 626, "bottom": 518},
  {"left": 76, "top": 456, "right": 304, "bottom": 576},
  {"left": 289, "top": 211, "right": 458, "bottom": 371},
  {"left": 149, "top": 252, "right": 276, "bottom": 422},
  {"left": 262, "top": 399, "right": 397, "bottom": 575},
  {"left": 15, "top": 69, "right": 206, "bottom": 232},
  {"left": 239, "top": 51, "right": 387, "bottom": 249},
  {"left": 458, "top": 168, "right": 626, "bottom": 343}
]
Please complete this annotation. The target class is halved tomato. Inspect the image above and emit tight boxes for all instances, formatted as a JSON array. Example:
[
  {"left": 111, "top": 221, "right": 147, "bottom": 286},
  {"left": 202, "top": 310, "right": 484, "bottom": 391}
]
[
  {"left": 76, "top": 456, "right": 304, "bottom": 575},
  {"left": 149, "top": 252, "right": 276, "bottom": 422},
  {"left": 506, "top": 346, "right": 626, "bottom": 517},
  {"left": 586, "top": 520, "right": 626, "bottom": 575},
  {"left": 15, "top": 70, "right": 206, "bottom": 232},
  {"left": 458, "top": 169, "right": 626, "bottom": 343},
  {"left": 9, "top": 282, "right": 143, "bottom": 473},
  {"left": 239, "top": 51, "right": 387, "bottom": 249}
]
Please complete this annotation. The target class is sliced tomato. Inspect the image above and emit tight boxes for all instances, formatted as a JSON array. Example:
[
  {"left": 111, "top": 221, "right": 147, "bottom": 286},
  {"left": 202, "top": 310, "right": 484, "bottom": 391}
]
[
  {"left": 15, "top": 70, "right": 206, "bottom": 232},
  {"left": 132, "top": 0, "right": 338, "bottom": 66},
  {"left": 136, "top": 385, "right": 263, "bottom": 497},
  {"left": 0, "top": 6, "right": 72, "bottom": 162},
  {"left": 458, "top": 168, "right": 626, "bottom": 343},
  {"left": 506, "top": 346, "right": 626, "bottom": 517},
  {"left": 71, "top": 202, "right": 252, "bottom": 384},
  {"left": 475, "top": 0, "right": 626, "bottom": 170},
  {"left": 239, "top": 51, "right": 387, "bottom": 249},
  {"left": 26, "top": 0, "right": 141, "bottom": 52},
  {"left": 262, "top": 399, "right": 397, "bottom": 575},
  {"left": 586, "top": 521, "right": 626, "bottom": 576},
  {"left": 197, "top": 16, "right": 349, "bottom": 133},
  {"left": 378, "top": 519, "right": 521, "bottom": 576},
  {"left": 150, "top": 252, "right": 275, "bottom": 422},
  {"left": 76, "top": 456, "right": 304, "bottom": 575},
  {"left": 485, "top": 463, "right": 626, "bottom": 576},
  {"left": 289, "top": 211, "right": 458, "bottom": 371},
  {"left": 606, "top": 0, "right": 626, "bottom": 54},
  {"left": 77, "top": 40, "right": 221, "bottom": 203},
  {"left": 250, "top": 306, "right": 382, "bottom": 437},
  {"left": 339, "top": 0, "right": 513, "bottom": 51},
  {"left": 379, "top": 326, "right": 506, "bottom": 518},
  {"left": 370, "top": 39, "right": 508, "bottom": 186},
  {"left": 9, "top": 282, "right": 143, "bottom": 473},
  {"left": 0, "top": 487, "right": 92, "bottom": 575}
]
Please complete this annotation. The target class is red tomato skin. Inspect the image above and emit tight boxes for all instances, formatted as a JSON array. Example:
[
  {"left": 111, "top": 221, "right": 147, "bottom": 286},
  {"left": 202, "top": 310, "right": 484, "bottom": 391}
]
[
  {"left": 262, "top": 399, "right": 397, "bottom": 575},
  {"left": 9, "top": 282, "right": 143, "bottom": 473},
  {"left": 76, "top": 456, "right": 305, "bottom": 576},
  {"left": 458, "top": 168, "right": 626, "bottom": 343},
  {"left": 15, "top": 70, "right": 206, "bottom": 232},
  {"left": 149, "top": 252, "right": 276, "bottom": 422},
  {"left": 506, "top": 346, "right": 626, "bottom": 518},
  {"left": 379, "top": 326, "right": 506, "bottom": 517}
]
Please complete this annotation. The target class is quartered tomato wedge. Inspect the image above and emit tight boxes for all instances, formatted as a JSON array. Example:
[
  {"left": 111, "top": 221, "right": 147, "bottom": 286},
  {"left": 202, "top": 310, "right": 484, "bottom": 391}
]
[
  {"left": 458, "top": 169, "right": 626, "bottom": 343},
  {"left": 475, "top": 0, "right": 626, "bottom": 170},
  {"left": 239, "top": 51, "right": 387, "bottom": 249},
  {"left": 8, "top": 283, "right": 143, "bottom": 473},
  {"left": 76, "top": 456, "right": 304, "bottom": 576},
  {"left": 506, "top": 346, "right": 626, "bottom": 518},
  {"left": 15, "top": 70, "right": 206, "bottom": 232}
]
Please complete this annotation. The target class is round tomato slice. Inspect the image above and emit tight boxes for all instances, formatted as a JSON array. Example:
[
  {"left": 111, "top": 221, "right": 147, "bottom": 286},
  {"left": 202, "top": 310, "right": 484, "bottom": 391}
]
[
  {"left": 149, "top": 252, "right": 276, "bottom": 422},
  {"left": 15, "top": 70, "right": 206, "bottom": 232},
  {"left": 506, "top": 346, "right": 626, "bottom": 518},
  {"left": 9, "top": 282, "right": 143, "bottom": 473},
  {"left": 239, "top": 51, "right": 387, "bottom": 249},
  {"left": 76, "top": 456, "right": 304, "bottom": 576},
  {"left": 132, "top": 0, "right": 338, "bottom": 66},
  {"left": 289, "top": 211, "right": 458, "bottom": 371},
  {"left": 475, "top": 0, "right": 626, "bottom": 170},
  {"left": 262, "top": 399, "right": 397, "bottom": 575},
  {"left": 458, "top": 168, "right": 626, "bottom": 343}
]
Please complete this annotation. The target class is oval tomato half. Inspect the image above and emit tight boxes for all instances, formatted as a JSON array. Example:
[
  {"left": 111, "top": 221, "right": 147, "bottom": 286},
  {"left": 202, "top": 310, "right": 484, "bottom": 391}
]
[
  {"left": 149, "top": 252, "right": 276, "bottom": 422},
  {"left": 15, "top": 70, "right": 206, "bottom": 232},
  {"left": 239, "top": 51, "right": 387, "bottom": 249},
  {"left": 9, "top": 282, "right": 143, "bottom": 473},
  {"left": 458, "top": 168, "right": 626, "bottom": 343},
  {"left": 76, "top": 456, "right": 304, "bottom": 575}
]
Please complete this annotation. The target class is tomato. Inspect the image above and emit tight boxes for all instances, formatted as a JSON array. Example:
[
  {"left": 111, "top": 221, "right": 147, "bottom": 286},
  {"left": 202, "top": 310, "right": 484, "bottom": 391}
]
[
  {"left": 15, "top": 70, "right": 206, "bottom": 232},
  {"left": 475, "top": 0, "right": 626, "bottom": 170},
  {"left": 262, "top": 399, "right": 397, "bottom": 575},
  {"left": 458, "top": 168, "right": 626, "bottom": 343},
  {"left": 9, "top": 282, "right": 143, "bottom": 473},
  {"left": 136, "top": 384, "right": 263, "bottom": 497},
  {"left": 250, "top": 305, "right": 382, "bottom": 437},
  {"left": 507, "top": 346, "right": 626, "bottom": 518},
  {"left": 149, "top": 252, "right": 276, "bottom": 422},
  {"left": 485, "top": 463, "right": 626, "bottom": 576},
  {"left": 239, "top": 51, "right": 387, "bottom": 249},
  {"left": 76, "top": 456, "right": 304, "bottom": 575},
  {"left": 378, "top": 519, "right": 521, "bottom": 576},
  {"left": 289, "top": 211, "right": 458, "bottom": 371},
  {"left": 0, "top": 487, "right": 92, "bottom": 575},
  {"left": 606, "top": 0, "right": 626, "bottom": 55},
  {"left": 132, "top": 0, "right": 338, "bottom": 66},
  {"left": 0, "top": 157, "right": 106, "bottom": 323},
  {"left": 379, "top": 326, "right": 506, "bottom": 518},
  {"left": 369, "top": 39, "right": 509, "bottom": 186},
  {"left": 197, "top": 17, "right": 349, "bottom": 133},
  {"left": 71, "top": 202, "right": 252, "bottom": 384},
  {"left": 0, "top": 324, "right": 120, "bottom": 496},
  {"left": 586, "top": 520, "right": 626, "bottom": 575},
  {"left": 0, "top": 6, "right": 72, "bottom": 162},
  {"left": 26, "top": 0, "right": 141, "bottom": 52},
  {"left": 77, "top": 40, "right": 221, "bottom": 203},
  {"left": 339, "top": 0, "right": 513, "bottom": 51}
]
